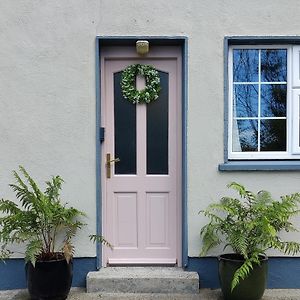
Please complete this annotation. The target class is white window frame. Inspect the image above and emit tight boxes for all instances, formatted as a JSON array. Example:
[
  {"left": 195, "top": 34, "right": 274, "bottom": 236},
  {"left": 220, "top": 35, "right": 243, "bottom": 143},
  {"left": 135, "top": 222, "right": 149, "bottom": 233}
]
[
  {"left": 292, "top": 89, "right": 300, "bottom": 154},
  {"left": 292, "top": 46, "right": 300, "bottom": 88},
  {"left": 227, "top": 44, "right": 300, "bottom": 160}
]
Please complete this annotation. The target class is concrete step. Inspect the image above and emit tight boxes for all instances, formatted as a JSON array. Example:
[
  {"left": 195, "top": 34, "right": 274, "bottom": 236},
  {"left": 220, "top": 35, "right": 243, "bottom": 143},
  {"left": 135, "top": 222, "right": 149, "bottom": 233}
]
[{"left": 86, "top": 267, "right": 199, "bottom": 294}]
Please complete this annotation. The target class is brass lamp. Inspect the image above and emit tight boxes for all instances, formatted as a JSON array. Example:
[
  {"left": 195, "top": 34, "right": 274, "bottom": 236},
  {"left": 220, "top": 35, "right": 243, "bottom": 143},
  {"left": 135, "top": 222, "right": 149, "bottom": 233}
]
[{"left": 136, "top": 40, "right": 149, "bottom": 55}]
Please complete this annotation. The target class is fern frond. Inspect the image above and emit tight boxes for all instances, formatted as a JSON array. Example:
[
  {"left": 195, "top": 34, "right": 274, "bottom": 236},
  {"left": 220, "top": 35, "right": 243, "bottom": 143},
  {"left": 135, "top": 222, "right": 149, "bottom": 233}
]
[
  {"left": 64, "top": 220, "right": 85, "bottom": 242},
  {"left": 230, "top": 230, "right": 248, "bottom": 258},
  {"left": 231, "top": 254, "right": 261, "bottom": 291},
  {"left": 45, "top": 176, "right": 64, "bottom": 202},
  {"left": 272, "top": 239, "right": 300, "bottom": 255},
  {"left": 25, "top": 239, "right": 43, "bottom": 266},
  {"left": 200, "top": 210, "right": 223, "bottom": 224},
  {"left": 227, "top": 182, "right": 255, "bottom": 202},
  {"left": 255, "top": 190, "right": 272, "bottom": 206},
  {"left": 0, "top": 199, "right": 20, "bottom": 214},
  {"left": 208, "top": 201, "right": 240, "bottom": 216},
  {"left": 18, "top": 166, "right": 42, "bottom": 200},
  {"left": 200, "top": 223, "right": 221, "bottom": 256},
  {"left": 89, "top": 235, "right": 113, "bottom": 249}
]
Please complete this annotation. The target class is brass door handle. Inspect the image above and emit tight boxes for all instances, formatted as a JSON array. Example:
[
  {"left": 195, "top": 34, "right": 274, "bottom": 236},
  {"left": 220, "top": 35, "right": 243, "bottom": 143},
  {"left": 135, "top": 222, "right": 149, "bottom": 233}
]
[
  {"left": 106, "top": 153, "right": 120, "bottom": 178},
  {"left": 107, "top": 158, "right": 120, "bottom": 164}
]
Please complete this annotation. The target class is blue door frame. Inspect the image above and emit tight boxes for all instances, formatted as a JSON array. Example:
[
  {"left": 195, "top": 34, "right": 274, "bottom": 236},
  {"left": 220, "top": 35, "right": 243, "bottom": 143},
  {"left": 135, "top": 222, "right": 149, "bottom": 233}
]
[{"left": 95, "top": 36, "right": 189, "bottom": 269}]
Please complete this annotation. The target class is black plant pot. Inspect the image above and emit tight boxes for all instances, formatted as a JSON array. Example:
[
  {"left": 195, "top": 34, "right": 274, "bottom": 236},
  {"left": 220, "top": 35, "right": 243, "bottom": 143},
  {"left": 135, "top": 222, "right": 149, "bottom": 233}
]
[
  {"left": 218, "top": 254, "right": 268, "bottom": 300},
  {"left": 26, "top": 258, "right": 73, "bottom": 300}
]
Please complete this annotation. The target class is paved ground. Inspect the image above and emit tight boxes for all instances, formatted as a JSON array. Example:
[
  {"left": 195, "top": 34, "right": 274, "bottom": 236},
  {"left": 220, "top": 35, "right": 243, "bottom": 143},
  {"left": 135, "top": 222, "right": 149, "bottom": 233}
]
[{"left": 1, "top": 288, "right": 300, "bottom": 300}]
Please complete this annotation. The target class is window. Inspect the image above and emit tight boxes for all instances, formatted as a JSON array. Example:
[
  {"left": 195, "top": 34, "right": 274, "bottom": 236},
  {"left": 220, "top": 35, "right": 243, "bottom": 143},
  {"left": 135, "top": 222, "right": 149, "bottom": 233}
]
[{"left": 228, "top": 44, "right": 300, "bottom": 160}]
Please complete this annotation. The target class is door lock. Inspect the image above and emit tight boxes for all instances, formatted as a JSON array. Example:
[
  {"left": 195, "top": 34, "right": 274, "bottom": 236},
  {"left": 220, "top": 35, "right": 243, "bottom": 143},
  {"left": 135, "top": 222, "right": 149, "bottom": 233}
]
[{"left": 106, "top": 153, "right": 120, "bottom": 178}]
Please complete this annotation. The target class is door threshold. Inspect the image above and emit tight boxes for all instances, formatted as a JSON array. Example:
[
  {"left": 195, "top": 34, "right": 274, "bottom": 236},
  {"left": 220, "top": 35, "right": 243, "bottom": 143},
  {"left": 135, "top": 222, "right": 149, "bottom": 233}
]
[{"left": 107, "top": 258, "right": 177, "bottom": 266}]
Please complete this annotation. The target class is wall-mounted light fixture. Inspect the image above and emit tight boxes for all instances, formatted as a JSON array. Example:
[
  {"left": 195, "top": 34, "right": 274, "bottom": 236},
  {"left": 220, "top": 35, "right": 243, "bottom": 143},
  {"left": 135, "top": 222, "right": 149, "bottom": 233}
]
[{"left": 136, "top": 40, "right": 149, "bottom": 55}]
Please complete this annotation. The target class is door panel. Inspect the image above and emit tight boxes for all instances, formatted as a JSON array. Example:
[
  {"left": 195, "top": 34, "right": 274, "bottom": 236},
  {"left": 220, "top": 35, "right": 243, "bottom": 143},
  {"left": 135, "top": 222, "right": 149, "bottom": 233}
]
[
  {"left": 101, "top": 47, "right": 181, "bottom": 266},
  {"left": 114, "top": 193, "right": 138, "bottom": 247},
  {"left": 146, "top": 193, "right": 168, "bottom": 247}
]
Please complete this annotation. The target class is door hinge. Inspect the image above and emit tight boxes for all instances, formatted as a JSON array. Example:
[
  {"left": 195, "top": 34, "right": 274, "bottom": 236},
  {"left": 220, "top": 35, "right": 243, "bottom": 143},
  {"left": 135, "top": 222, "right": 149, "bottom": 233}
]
[{"left": 100, "top": 127, "right": 105, "bottom": 143}]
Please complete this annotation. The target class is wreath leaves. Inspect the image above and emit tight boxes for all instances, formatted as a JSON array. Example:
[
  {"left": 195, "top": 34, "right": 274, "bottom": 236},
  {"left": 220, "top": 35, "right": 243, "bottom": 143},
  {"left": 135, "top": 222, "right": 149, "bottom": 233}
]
[{"left": 121, "top": 64, "right": 161, "bottom": 104}]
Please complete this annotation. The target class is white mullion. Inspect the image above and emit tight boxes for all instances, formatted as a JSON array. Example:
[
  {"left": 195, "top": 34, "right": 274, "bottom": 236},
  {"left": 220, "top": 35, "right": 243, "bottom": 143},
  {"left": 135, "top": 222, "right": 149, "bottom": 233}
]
[
  {"left": 234, "top": 117, "right": 286, "bottom": 120},
  {"left": 233, "top": 82, "right": 287, "bottom": 85},
  {"left": 233, "top": 82, "right": 259, "bottom": 85},
  {"left": 260, "top": 81, "right": 287, "bottom": 84},
  {"left": 233, "top": 117, "right": 258, "bottom": 120},
  {"left": 257, "top": 49, "right": 261, "bottom": 152}
]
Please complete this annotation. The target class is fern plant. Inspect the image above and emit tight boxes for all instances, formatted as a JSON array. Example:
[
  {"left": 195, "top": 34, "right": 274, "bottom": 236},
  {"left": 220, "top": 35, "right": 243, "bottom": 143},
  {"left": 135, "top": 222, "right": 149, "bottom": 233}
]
[
  {"left": 0, "top": 166, "right": 111, "bottom": 266},
  {"left": 200, "top": 182, "right": 300, "bottom": 291}
]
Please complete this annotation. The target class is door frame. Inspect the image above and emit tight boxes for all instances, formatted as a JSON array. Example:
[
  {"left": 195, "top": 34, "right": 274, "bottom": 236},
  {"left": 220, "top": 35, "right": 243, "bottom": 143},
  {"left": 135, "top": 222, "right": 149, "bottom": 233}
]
[{"left": 95, "top": 36, "right": 188, "bottom": 269}]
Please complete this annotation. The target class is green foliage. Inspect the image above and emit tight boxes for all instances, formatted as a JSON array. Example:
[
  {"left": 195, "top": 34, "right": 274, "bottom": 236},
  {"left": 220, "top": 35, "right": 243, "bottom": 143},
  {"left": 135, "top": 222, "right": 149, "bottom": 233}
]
[
  {"left": 121, "top": 64, "right": 161, "bottom": 104},
  {"left": 89, "top": 234, "right": 113, "bottom": 249},
  {"left": 0, "top": 166, "right": 111, "bottom": 266},
  {"left": 200, "top": 182, "right": 300, "bottom": 291}
]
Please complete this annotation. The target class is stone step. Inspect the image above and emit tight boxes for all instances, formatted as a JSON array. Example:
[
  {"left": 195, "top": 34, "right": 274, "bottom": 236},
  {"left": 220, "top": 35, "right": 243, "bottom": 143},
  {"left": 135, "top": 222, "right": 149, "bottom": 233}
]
[{"left": 86, "top": 267, "right": 199, "bottom": 294}]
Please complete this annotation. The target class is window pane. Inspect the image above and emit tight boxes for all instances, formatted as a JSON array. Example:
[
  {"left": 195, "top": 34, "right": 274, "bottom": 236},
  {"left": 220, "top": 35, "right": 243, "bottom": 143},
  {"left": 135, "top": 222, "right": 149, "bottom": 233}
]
[
  {"left": 261, "top": 84, "right": 286, "bottom": 117},
  {"left": 233, "top": 120, "right": 258, "bottom": 152},
  {"left": 147, "top": 71, "right": 168, "bottom": 175},
  {"left": 114, "top": 72, "right": 136, "bottom": 174},
  {"left": 233, "top": 49, "right": 259, "bottom": 82},
  {"left": 234, "top": 84, "right": 258, "bottom": 117},
  {"left": 260, "top": 119, "right": 286, "bottom": 151},
  {"left": 261, "top": 49, "right": 287, "bottom": 82}
]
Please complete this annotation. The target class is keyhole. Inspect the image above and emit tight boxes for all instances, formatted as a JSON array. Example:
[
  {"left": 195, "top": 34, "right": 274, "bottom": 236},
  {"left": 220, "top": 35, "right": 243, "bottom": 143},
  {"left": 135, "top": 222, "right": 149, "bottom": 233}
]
[{"left": 136, "top": 75, "right": 146, "bottom": 91}]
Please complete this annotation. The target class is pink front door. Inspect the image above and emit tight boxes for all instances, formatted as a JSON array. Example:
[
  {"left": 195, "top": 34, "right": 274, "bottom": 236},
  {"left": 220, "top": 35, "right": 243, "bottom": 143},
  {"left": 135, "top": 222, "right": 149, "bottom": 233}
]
[{"left": 101, "top": 46, "right": 182, "bottom": 266}]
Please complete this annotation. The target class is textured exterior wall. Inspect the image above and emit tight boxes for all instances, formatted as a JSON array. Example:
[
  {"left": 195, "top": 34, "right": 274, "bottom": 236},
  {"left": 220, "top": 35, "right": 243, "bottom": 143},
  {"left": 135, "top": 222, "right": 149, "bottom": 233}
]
[
  {"left": 0, "top": 1, "right": 100, "bottom": 257},
  {"left": 1, "top": 0, "right": 300, "bottom": 258}
]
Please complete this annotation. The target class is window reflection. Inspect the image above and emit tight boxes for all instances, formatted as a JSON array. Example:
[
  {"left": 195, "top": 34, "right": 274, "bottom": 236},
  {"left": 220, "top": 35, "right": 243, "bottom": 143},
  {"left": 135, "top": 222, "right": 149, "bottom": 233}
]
[
  {"left": 261, "top": 50, "right": 287, "bottom": 82},
  {"left": 232, "top": 48, "right": 287, "bottom": 153},
  {"left": 261, "top": 120, "right": 286, "bottom": 151},
  {"left": 234, "top": 84, "right": 258, "bottom": 117},
  {"left": 233, "top": 49, "right": 259, "bottom": 82},
  {"left": 261, "top": 84, "right": 286, "bottom": 117},
  {"left": 234, "top": 120, "right": 258, "bottom": 152}
]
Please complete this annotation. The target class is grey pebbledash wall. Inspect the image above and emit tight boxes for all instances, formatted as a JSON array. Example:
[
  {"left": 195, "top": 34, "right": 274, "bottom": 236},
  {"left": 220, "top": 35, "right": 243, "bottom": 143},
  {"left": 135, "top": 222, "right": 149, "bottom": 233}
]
[{"left": 1, "top": 0, "right": 300, "bottom": 289}]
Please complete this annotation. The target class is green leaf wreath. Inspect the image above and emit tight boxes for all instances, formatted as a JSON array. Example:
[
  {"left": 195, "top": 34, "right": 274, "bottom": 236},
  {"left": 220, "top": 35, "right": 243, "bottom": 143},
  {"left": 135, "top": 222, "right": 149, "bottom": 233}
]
[{"left": 121, "top": 64, "right": 161, "bottom": 104}]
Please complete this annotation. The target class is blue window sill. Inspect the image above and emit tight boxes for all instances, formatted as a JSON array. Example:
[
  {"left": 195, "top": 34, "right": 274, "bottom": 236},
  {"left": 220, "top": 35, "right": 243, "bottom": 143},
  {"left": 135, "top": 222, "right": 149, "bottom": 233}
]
[{"left": 219, "top": 161, "right": 300, "bottom": 171}]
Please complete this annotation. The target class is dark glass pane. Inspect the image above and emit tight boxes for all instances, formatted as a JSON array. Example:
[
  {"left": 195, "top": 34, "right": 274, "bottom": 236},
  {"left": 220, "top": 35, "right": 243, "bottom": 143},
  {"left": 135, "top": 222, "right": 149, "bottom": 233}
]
[
  {"left": 261, "top": 84, "right": 286, "bottom": 117},
  {"left": 261, "top": 49, "right": 287, "bottom": 82},
  {"left": 260, "top": 119, "right": 286, "bottom": 151},
  {"left": 147, "top": 71, "right": 168, "bottom": 174},
  {"left": 114, "top": 72, "right": 136, "bottom": 174},
  {"left": 233, "top": 49, "right": 259, "bottom": 82},
  {"left": 234, "top": 84, "right": 258, "bottom": 117},
  {"left": 233, "top": 120, "right": 258, "bottom": 152}
]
